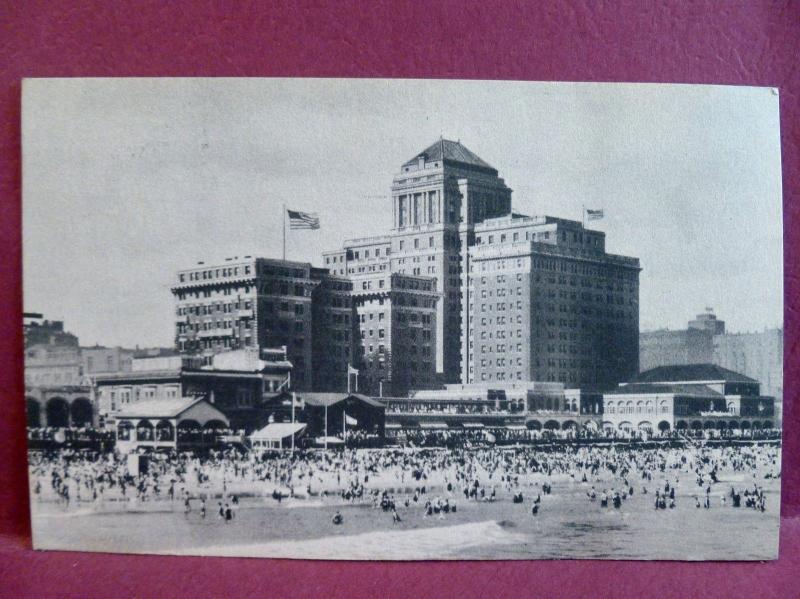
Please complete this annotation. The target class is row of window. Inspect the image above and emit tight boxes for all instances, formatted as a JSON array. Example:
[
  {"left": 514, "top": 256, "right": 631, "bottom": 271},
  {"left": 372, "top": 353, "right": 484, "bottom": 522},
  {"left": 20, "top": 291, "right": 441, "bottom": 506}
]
[
  {"left": 179, "top": 264, "right": 251, "bottom": 283},
  {"left": 177, "top": 300, "right": 252, "bottom": 316},
  {"left": 606, "top": 402, "right": 670, "bottom": 415}
]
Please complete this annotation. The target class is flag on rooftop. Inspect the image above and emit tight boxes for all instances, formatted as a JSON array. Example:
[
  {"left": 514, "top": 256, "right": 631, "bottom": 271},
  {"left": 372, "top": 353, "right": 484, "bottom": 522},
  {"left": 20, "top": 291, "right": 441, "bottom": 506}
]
[
  {"left": 287, "top": 209, "right": 320, "bottom": 230},
  {"left": 586, "top": 208, "right": 604, "bottom": 221}
]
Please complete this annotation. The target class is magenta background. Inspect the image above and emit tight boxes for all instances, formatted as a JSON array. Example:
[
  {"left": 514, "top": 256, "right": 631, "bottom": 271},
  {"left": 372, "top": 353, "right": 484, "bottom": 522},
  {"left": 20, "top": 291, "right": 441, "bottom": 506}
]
[{"left": 1, "top": 2, "right": 798, "bottom": 597}]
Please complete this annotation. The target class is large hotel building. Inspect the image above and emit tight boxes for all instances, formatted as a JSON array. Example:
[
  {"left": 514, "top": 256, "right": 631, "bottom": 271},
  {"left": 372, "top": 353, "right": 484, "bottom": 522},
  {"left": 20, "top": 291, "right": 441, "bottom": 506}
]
[
  {"left": 323, "top": 139, "right": 641, "bottom": 389},
  {"left": 463, "top": 214, "right": 640, "bottom": 387},
  {"left": 173, "top": 139, "right": 640, "bottom": 395},
  {"left": 172, "top": 257, "right": 355, "bottom": 391},
  {"left": 172, "top": 257, "right": 437, "bottom": 396}
]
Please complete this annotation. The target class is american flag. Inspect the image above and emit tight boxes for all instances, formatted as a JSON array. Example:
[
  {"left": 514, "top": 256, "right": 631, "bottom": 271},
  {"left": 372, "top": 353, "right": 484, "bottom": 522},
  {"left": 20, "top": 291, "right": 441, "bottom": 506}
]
[
  {"left": 586, "top": 208, "right": 604, "bottom": 221},
  {"left": 287, "top": 209, "right": 320, "bottom": 230}
]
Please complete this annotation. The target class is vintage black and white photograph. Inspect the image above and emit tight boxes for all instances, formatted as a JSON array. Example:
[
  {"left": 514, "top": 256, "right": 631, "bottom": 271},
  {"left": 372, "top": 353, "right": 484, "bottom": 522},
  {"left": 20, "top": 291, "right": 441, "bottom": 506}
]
[{"left": 22, "top": 79, "right": 783, "bottom": 560}]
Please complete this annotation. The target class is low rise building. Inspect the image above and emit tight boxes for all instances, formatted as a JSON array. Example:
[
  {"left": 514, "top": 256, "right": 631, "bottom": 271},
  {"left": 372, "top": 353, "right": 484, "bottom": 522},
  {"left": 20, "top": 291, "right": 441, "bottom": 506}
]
[
  {"left": 95, "top": 348, "right": 292, "bottom": 432},
  {"left": 639, "top": 311, "right": 782, "bottom": 427},
  {"left": 603, "top": 363, "right": 776, "bottom": 434},
  {"left": 380, "top": 381, "right": 603, "bottom": 435}
]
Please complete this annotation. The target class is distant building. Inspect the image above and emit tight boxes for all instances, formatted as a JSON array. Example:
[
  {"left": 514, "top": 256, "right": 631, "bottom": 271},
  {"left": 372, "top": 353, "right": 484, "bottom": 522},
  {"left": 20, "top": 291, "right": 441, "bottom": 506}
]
[
  {"left": 23, "top": 313, "right": 78, "bottom": 348},
  {"left": 81, "top": 346, "right": 135, "bottom": 375},
  {"left": 713, "top": 328, "right": 783, "bottom": 426},
  {"left": 639, "top": 310, "right": 725, "bottom": 371},
  {"left": 25, "top": 343, "right": 84, "bottom": 387},
  {"left": 639, "top": 310, "right": 782, "bottom": 427},
  {"left": 603, "top": 364, "right": 776, "bottom": 434}
]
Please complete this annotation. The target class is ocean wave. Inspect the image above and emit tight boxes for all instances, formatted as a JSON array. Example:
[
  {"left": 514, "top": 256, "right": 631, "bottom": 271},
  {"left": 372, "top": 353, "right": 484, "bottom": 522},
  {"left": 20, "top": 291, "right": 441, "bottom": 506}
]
[{"left": 174, "top": 520, "right": 527, "bottom": 560}]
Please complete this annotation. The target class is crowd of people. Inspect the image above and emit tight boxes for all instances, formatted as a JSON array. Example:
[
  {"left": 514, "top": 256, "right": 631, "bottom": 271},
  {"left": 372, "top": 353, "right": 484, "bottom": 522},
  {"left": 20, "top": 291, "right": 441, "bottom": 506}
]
[
  {"left": 388, "top": 426, "right": 781, "bottom": 448},
  {"left": 29, "top": 436, "right": 781, "bottom": 536}
]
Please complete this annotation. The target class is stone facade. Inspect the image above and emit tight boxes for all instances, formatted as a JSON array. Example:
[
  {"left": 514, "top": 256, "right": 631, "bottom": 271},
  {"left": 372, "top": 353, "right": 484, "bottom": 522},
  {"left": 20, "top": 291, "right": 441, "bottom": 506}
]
[
  {"left": 464, "top": 215, "right": 640, "bottom": 388},
  {"left": 173, "top": 257, "right": 352, "bottom": 390},
  {"left": 323, "top": 139, "right": 640, "bottom": 390},
  {"left": 351, "top": 272, "right": 438, "bottom": 397}
]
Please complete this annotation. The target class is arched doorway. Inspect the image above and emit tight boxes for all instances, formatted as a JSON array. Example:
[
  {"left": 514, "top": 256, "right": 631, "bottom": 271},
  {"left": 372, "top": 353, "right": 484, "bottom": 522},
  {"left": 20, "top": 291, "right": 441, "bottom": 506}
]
[
  {"left": 763, "top": 420, "right": 773, "bottom": 429},
  {"left": 690, "top": 420, "right": 703, "bottom": 431},
  {"left": 676, "top": 420, "right": 687, "bottom": 430},
  {"left": 155, "top": 420, "right": 175, "bottom": 441},
  {"left": 136, "top": 420, "right": 154, "bottom": 441},
  {"left": 703, "top": 421, "right": 715, "bottom": 430},
  {"left": 740, "top": 420, "right": 751, "bottom": 430},
  {"left": 70, "top": 397, "right": 93, "bottom": 427},
  {"left": 637, "top": 421, "right": 653, "bottom": 432},
  {"left": 202, "top": 419, "right": 227, "bottom": 444},
  {"left": 117, "top": 420, "right": 133, "bottom": 441},
  {"left": 45, "top": 397, "right": 70, "bottom": 428},
  {"left": 561, "top": 420, "right": 577, "bottom": 430},
  {"left": 543, "top": 420, "right": 560, "bottom": 431},
  {"left": 526, "top": 419, "right": 542, "bottom": 431},
  {"left": 26, "top": 397, "right": 41, "bottom": 428},
  {"left": 177, "top": 419, "right": 202, "bottom": 443},
  {"left": 751, "top": 421, "right": 762, "bottom": 430},
  {"left": 657, "top": 420, "right": 670, "bottom": 433},
  {"left": 618, "top": 421, "right": 633, "bottom": 433}
]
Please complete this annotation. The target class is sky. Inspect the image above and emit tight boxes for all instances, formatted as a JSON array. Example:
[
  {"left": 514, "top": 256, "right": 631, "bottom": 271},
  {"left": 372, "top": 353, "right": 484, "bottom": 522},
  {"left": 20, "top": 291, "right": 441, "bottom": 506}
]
[{"left": 22, "top": 79, "right": 783, "bottom": 348}]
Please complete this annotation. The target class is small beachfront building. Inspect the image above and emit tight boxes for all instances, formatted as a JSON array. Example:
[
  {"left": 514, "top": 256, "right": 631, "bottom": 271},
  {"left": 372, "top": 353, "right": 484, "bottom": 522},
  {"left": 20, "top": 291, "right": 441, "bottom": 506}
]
[{"left": 114, "top": 397, "right": 230, "bottom": 453}]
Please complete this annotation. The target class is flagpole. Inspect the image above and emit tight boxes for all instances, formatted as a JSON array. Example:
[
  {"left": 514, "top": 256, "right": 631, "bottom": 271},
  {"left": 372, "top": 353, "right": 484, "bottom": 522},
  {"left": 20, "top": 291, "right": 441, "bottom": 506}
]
[
  {"left": 581, "top": 203, "right": 585, "bottom": 229},
  {"left": 324, "top": 403, "right": 328, "bottom": 450},
  {"left": 291, "top": 391, "right": 295, "bottom": 452},
  {"left": 282, "top": 203, "right": 286, "bottom": 261}
]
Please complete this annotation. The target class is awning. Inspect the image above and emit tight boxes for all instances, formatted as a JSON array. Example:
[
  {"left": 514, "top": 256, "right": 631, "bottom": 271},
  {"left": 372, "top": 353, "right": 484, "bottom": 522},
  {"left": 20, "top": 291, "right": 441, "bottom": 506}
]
[
  {"left": 462, "top": 423, "right": 485, "bottom": 429},
  {"left": 505, "top": 425, "right": 527, "bottom": 430},
  {"left": 385, "top": 423, "right": 402, "bottom": 429},
  {"left": 419, "top": 422, "right": 448, "bottom": 429},
  {"left": 249, "top": 422, "right": 306, "bottom": 441}
]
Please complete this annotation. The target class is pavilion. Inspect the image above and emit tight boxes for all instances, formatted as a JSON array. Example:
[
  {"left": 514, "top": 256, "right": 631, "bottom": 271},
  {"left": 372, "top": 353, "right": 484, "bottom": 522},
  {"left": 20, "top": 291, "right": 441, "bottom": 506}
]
[{"left": 114, "top": 397, "right": 229, "bottom": 453}]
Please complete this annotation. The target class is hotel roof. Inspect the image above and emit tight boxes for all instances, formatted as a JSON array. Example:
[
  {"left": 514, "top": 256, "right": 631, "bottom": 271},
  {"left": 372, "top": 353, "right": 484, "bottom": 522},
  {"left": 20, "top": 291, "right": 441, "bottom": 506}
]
[
  {"left": 403, "top": 139, "right": 495, "bottom": 171},
  {"left": 630, "top": 364, "right": 757, "bottom": 385}
]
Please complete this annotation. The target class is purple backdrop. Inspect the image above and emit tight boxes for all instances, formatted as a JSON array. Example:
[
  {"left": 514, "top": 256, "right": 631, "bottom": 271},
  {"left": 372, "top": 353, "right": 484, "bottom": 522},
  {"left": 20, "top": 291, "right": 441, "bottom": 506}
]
[{"left": 1, "top": 2, "right": 798, "bottom": 596}]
